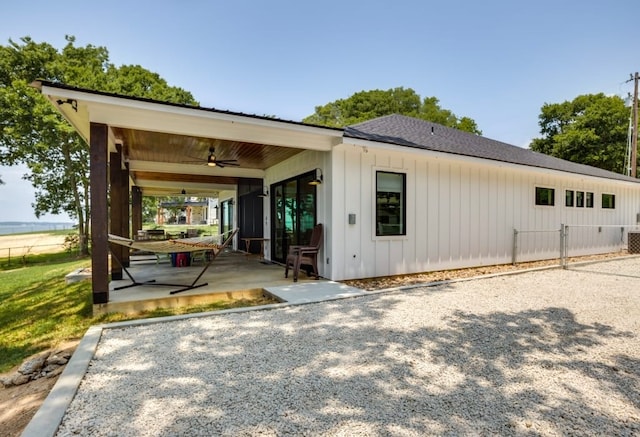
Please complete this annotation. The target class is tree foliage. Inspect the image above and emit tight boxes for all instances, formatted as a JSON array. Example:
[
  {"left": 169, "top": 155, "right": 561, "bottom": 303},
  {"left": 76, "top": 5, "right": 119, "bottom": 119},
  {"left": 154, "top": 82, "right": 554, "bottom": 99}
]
[
  {"left": 0, "top": 36, "right": 198, "bottom": 254},
  {"left": 530, "top": 93, "right": 630, "bottom": 174},
  {"left": 303, "top": 87, "right": 482, "bottom": 134}
]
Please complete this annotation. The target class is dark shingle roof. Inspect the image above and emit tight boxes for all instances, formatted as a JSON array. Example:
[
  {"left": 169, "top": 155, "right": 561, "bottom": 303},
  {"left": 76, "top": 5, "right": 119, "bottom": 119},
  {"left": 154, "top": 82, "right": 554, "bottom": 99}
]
[{"left": 344, "top": 114, "right": 638, "bottom": 183}]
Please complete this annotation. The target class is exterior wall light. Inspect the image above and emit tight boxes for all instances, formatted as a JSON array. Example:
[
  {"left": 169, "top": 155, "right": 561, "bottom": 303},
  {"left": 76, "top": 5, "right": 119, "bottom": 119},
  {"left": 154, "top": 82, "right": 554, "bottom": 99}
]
[{"left": 309, "top": 168, "right": 323, "bottom": 185}]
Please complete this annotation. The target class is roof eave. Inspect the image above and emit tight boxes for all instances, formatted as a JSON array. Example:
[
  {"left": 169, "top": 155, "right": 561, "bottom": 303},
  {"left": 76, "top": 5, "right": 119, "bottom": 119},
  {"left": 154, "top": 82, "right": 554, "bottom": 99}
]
[{"left": 32, "top": 80, "right": 344, "bottom": 152}]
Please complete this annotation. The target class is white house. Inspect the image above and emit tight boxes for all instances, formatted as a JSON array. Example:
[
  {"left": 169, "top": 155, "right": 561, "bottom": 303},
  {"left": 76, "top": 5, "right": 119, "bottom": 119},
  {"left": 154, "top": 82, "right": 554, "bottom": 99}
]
[{"left": 33, "top": 81, "right": 640, "bottom": 304}]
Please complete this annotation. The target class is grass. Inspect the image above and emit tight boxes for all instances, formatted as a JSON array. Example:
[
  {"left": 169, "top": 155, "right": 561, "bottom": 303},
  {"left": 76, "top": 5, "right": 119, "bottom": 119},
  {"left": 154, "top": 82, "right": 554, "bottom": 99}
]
[
  {"left": 0, "top": 248, "right": 274, "bottom": 373},
  {"left": 0, "top": 256, "right": 92, "bottom": 372},
  {"left": 143, "top": 223, "right": 219, "bottom": 236},
  {"left": 0, "top": 250, "right": 80, "bottom": 271}
]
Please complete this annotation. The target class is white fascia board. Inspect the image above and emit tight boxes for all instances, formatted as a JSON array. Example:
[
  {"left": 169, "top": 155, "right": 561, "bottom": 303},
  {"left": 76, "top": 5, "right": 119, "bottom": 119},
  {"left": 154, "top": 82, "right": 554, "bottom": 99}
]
[
  {"left": 41, "top": 92, "right": 91, "bottom": 143},
  {"left": 342, "top": 137, "right": 640, "bottom": 188},
  {"left": 40, "top": 84, "right": 343, "bottom": 151}
]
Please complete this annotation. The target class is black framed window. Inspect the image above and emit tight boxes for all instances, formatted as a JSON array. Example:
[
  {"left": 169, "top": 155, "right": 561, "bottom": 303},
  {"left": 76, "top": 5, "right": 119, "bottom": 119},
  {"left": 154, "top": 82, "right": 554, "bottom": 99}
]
[
  {"left": 535, "top": 187, "right": 555, "bottom": 206},
  {"left": 576, "top": 191, "right": 584, "bottom": 208},
  {"left": 602, "top": 193, "right": 616, "bottom": 209},
  {"left": 565, "top": 190, "right": 574, "bottom": 207},
  {"left": 586, "top": 192, "right": 594, "bottom": 208},
  {"left": 376, "top": 171, "right": 406, "bottom": 236}
]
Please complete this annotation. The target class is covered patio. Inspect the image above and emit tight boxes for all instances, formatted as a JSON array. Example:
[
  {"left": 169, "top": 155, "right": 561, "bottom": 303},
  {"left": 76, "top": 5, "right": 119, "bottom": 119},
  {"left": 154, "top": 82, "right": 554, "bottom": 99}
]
[{"left": 33, "top": 80, "right": 343, "bottom": 310}]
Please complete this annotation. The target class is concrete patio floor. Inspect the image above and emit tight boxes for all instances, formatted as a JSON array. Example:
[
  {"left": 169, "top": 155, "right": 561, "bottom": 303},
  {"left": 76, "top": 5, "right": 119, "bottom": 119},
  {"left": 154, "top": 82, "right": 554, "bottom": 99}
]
[{"left": 96, "top": 250, "right": 366, "bottom": 314}]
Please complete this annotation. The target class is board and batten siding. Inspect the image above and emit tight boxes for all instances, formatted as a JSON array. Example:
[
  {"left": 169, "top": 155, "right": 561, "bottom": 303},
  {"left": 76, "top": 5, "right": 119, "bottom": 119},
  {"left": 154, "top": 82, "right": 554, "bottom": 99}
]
[{"left": 330, "top": 142, "right": 640, "bottom": 281}]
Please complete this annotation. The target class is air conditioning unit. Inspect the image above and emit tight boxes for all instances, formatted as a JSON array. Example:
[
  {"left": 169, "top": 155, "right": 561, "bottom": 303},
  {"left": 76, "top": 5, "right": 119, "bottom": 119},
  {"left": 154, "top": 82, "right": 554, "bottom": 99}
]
[{"left": 628, "top": 231, "right": 640, "bottom": 254}]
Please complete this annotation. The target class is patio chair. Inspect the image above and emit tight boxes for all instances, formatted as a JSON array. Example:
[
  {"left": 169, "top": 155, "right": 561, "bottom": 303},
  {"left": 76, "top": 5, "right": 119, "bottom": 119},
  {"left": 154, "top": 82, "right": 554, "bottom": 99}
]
[{"left": 285, "top": 223, "right": 323, "bottom": 282}]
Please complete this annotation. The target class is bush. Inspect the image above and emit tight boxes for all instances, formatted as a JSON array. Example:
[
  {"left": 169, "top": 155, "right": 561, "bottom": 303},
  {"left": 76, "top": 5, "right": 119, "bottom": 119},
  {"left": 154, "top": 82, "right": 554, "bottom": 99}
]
[{"left": 63, "top": 234, "right": 80, "bottom": 253}]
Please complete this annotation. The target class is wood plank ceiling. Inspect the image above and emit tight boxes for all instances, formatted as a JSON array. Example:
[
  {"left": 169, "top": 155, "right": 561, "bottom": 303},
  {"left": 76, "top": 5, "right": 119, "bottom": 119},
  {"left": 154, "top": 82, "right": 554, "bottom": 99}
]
[{"left": 113, "top": 128, "right": 304, "bottom": 197}]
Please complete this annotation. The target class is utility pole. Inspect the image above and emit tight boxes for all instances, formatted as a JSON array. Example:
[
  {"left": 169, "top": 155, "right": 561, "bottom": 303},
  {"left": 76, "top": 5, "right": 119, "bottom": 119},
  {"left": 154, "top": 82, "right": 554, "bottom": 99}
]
[{"left": 632, "top": 72, "right": 639, "bottom": 178}]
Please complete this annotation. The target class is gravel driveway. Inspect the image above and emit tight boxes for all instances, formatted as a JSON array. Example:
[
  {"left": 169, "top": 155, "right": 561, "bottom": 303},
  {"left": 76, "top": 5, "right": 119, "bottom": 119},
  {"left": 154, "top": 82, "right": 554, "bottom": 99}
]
[{"left": 56, "top": 258, "right": 640, "bottom": 436}]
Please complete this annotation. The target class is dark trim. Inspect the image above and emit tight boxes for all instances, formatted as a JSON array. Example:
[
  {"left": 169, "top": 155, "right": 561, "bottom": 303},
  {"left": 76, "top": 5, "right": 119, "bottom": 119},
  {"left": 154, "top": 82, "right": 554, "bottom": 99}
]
[
  {"left": 132, "top": 186, "right": 143, "bottom": 236},
  {"left": 90, "top": 123, "right": 109, "bottom": 304},
  {"left": 121, "top": 151, "right": 130, "bottom": 266},
  {"left": 535, "top": 186, "right": 555, "bottom": 206},
  {"left": 270, "top": 170, "right": 318, "bottom": 263},
  {"left": 602, "top": 193, "right": 616, "bottom": 209},
  {"left": 375, "top": 171, "right": 407, "bottom": 236},
  {"left": 109, "top": 149, "right": 124, "bottom": 280}
]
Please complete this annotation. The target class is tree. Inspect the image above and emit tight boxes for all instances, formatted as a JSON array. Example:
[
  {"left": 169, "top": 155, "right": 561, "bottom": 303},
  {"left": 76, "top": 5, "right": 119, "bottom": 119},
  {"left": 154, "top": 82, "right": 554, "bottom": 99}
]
[
  {"left": 530, "top": 93, "right": 630, "bottom": 174},
  {"left": 0, "top": 36, "right": 198, "bottom": 255},
  {"left": 303, "top": 87, "right": 482, "bottom": 134},
  {"left": 142, "top": 196, "right": 161, "bottom": 224}
]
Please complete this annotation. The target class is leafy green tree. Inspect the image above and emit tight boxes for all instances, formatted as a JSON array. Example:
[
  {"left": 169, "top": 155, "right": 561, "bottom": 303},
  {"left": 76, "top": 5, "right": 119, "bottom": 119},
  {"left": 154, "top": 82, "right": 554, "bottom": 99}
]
[
  {"left": 530, "top": 93, "right": 630, "bottom": 174},
  {"left": 0, "top": 36, "right": 198, "bottom": 254},
  {"left": 303, "top": 87, "right": 482, "bottom": 134},
  {"left": 142, "top": 196, "right": 160, "bottom": 224}
]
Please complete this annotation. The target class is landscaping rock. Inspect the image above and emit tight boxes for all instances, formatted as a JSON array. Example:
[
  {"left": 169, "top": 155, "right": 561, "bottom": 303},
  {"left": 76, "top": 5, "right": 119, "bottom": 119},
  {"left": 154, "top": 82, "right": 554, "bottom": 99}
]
[
  {"left": 46, "top": 354, "right": 69, "bottom": 366},
  {"left": 1, "top": 348, "right": 72, "bottom": 388},
  {"left": 0, "top": 374, "right": 14, "bottom": 387},
  {"left": 18, "top": 352, "right": 49, "bottom": 375},
  {"left": 46, "top": 365, "right": 65, "bottom": 379},
  {"left": 11, "top": 373, "right": 31, "bottom": 386}
]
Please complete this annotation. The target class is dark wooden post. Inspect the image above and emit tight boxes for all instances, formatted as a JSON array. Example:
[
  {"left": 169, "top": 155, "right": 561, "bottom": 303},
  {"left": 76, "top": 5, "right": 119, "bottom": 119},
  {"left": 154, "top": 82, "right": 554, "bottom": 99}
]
[
  {"left": 109, "top": 147, "right": 124, "bottom": 280},
  {"left": 132, "top": 186, "right": 143, "bottom": 237},
  {"left": 90, "top": 123, "right": 109, "bottom": 304},
  {"left": 121, "top": 152, "right": 130, "bottom": 267}
]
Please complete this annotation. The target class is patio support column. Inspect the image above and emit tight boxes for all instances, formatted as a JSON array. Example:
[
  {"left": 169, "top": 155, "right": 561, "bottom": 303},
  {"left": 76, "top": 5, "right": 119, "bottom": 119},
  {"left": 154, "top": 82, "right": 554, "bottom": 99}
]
[
  {"left": 121, "top": 150, "right": 130, "bottom": 266},
  {"left": 132, "top": 186, "right": 143, "bottom": 237},
  {"left": 109, "top": 146, "right": 125, "bottom": 280},
  {"left": 90, "top": 122, "right": 109, "bottom": 304}
]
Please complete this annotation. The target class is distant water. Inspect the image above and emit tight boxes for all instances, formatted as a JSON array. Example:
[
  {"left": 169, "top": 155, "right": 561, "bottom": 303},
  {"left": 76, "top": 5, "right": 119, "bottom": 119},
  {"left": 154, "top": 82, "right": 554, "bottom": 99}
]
[{"left": 0, "top": 221, "right": 75, "bottom": 235}]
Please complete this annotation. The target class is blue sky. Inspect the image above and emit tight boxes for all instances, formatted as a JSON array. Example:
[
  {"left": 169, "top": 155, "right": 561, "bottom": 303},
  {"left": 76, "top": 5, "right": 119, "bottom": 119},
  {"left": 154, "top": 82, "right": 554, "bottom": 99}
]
[{"left": 1, "top": 0, "right": 638, "bottom": 222}]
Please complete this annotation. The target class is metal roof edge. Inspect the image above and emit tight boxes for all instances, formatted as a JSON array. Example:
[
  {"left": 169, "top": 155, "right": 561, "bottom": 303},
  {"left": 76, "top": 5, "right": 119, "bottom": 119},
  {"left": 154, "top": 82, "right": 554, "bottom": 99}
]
[{"left": 31, "top": 80, "right": 345, "bottom": 135}]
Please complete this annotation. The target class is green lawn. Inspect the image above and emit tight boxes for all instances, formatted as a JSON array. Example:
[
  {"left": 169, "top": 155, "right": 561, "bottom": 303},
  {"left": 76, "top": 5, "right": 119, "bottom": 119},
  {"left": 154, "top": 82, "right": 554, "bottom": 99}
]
[
  {"left": 143, "top": 223, "right": 219, "bottom": 236},
  {"left": 0, "top": 245, "right": 272, "bottom": 373},
  {"left": 0, "top": 257, "right": 93, "bottom": 372}
]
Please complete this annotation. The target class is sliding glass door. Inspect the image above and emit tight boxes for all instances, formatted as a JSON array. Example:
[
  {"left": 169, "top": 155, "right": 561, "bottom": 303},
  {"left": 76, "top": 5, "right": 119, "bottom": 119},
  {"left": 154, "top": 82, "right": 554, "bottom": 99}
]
[{"left": 271, "top": 171, "right": 317, "bottom": 263}]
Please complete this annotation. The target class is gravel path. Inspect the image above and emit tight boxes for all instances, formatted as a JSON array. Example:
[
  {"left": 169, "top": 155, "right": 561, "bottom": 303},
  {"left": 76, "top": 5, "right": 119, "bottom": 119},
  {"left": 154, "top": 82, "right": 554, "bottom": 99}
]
[{"left": 56, "top": 259, "right": 640, "bottom": 436}]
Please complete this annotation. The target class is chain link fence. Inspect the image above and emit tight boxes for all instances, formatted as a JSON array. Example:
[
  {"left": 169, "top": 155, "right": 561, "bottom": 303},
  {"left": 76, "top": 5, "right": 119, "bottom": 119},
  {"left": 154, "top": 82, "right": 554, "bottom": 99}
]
[{"left": 513, "top": 224, "right": 639, "bottom": 268}]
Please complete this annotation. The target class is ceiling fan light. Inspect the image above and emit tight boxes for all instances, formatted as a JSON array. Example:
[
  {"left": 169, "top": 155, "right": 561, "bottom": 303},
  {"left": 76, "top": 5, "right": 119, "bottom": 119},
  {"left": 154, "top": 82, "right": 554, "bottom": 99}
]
[{"left": 207, "top": 161, "right": 216, "bottom": 167}]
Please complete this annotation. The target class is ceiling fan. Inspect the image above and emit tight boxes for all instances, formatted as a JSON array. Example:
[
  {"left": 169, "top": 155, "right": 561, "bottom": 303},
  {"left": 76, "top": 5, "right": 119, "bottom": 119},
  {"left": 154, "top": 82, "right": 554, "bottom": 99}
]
[
  {"left": 183, "top": 147, "right": 239, "bottom": 168},
  {"left": 208, "top": 147, "right": 240, "bottom": 168}
]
